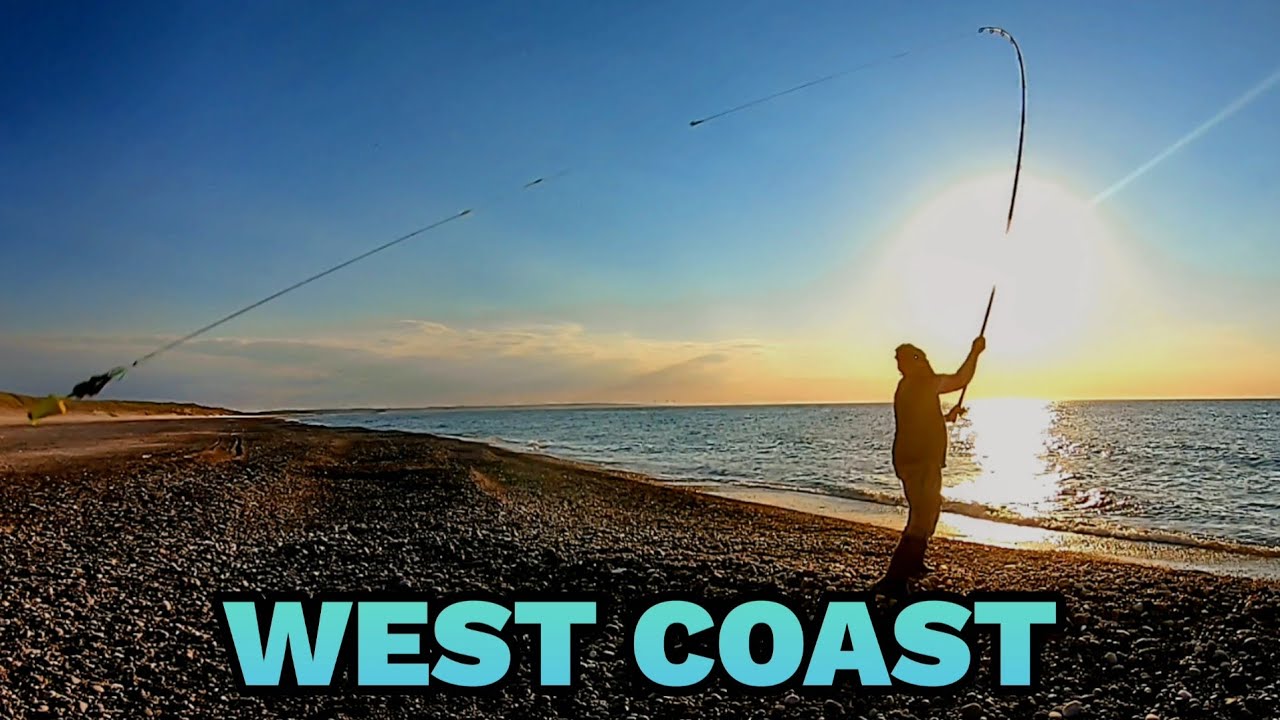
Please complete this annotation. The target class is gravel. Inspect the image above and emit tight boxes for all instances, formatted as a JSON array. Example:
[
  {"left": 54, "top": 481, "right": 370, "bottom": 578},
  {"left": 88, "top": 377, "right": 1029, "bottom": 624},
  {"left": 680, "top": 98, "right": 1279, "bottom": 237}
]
[{"left": 1, "top": 418, "right": 1277, "bottom": 719}]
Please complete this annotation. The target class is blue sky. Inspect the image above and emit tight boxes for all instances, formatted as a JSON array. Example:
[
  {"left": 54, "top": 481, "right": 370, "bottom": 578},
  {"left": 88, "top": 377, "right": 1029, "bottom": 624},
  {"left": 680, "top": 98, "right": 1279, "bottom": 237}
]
[{"left": 3, "top": 1, "right": 1278, "bottom": 408}]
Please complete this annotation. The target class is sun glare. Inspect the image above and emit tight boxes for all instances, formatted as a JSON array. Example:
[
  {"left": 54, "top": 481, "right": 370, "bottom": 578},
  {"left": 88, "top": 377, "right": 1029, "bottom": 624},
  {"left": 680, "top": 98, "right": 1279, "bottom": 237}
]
[
  {"left": 945, "top": 398, "right": 1062, "bottom": 516},
  {"left": 866, "top": 173, "right": 1116, "bottom": 371}
]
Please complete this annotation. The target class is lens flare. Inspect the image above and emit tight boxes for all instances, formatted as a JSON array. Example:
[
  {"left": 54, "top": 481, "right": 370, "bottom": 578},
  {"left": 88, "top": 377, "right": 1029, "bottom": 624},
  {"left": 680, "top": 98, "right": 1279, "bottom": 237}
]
[{"left": 866, "top": 172, "right": 1116, "bottom": 371}]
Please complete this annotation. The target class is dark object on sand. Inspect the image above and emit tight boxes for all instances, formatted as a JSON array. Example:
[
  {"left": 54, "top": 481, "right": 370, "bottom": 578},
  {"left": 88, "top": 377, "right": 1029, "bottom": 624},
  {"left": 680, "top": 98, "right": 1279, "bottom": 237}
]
[
  {"left": 28, "top": 367, "right": 130, "bottom": 424},
  {"left": 70, "top": 368, "right": 126, "bottom": 399},
  {"left": 25, "top": 395, "right": 67, "bottom": 423},
  {"left": 41, "top": 174, "right": 558, "bottom": 408}
]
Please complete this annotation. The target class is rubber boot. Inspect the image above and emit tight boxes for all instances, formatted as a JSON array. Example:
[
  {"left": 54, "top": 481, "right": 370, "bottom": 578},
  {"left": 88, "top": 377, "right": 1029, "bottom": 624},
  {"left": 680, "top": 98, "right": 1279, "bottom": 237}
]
[
  {"left": 905, "top": 537, "right": 931, "bottom": 579},
  {"left": 872, "top": 535, "right": 925, "bottom": 597}
]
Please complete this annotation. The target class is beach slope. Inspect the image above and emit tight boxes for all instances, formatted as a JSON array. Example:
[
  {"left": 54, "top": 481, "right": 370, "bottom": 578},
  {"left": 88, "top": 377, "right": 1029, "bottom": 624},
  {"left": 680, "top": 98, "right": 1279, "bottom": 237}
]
[
  {"left": 0, "top": 391, "right": 230, "bottom": 426},
  {"left": 1, "top": 418, "right": 1276, "bottom": 719}
]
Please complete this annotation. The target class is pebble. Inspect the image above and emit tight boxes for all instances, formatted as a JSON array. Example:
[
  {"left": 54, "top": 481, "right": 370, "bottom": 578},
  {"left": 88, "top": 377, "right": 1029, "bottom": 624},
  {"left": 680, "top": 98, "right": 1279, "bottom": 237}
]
[{"left": 3, "top": 420, "right": 1277, "bottom": 720}]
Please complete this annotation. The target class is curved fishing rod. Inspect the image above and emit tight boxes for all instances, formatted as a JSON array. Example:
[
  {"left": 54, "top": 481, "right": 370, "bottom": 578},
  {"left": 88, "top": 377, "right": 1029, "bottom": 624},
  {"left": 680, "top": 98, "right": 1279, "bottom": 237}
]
[
  {"left": 950, "top": 26, "right": 1026, "bottom": 421},
  {"left": 980, "top": 26, "right": 1026, "bottom": 236},
  {"left": 27, "top": 27, "right": 1014, "bottom": 422},
  {"left": 27, "top": 173, "right": 563, "bottom": 420},
  {"left": 685, "top": 25, "right": 1025, "bottom": 420}
]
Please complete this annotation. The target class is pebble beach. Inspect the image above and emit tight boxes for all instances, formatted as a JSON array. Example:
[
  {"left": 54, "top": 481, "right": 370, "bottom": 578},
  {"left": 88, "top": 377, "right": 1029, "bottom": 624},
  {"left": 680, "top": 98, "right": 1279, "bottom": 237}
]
[{"left": 1, "top": 417, "right": 1277, "bottom": 719}]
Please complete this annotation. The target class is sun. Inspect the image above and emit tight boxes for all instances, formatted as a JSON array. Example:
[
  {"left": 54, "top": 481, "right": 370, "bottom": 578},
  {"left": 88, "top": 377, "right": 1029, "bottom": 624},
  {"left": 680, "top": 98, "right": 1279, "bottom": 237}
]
[{"left": 864, "top": 172, "right": 1115, "bottom": 370}]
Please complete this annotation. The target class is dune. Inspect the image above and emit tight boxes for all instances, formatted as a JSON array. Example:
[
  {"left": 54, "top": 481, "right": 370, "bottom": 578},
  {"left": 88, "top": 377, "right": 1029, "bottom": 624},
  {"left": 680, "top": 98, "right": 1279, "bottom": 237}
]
[{"left": 0, "top": 391, "right": 232, "bottom": 426}]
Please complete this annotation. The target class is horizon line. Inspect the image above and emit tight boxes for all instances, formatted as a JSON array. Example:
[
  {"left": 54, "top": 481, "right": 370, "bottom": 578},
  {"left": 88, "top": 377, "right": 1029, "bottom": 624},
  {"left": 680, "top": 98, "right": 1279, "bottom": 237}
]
[{"left": 267, "top": 394, "right": 1280, "bottom": 414}]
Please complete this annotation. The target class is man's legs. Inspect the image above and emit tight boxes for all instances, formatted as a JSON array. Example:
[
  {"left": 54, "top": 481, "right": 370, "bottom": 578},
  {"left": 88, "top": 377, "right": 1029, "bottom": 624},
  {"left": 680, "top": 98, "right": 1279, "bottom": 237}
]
[
  {"left": 905, "top": 463, "right": 942, "bottom": 575},
  {"left": 878, "top": 463, "right": 943, "bottom": 589},
  {"left": 907, "top": 463, "right": 943, "bottom": 539}
]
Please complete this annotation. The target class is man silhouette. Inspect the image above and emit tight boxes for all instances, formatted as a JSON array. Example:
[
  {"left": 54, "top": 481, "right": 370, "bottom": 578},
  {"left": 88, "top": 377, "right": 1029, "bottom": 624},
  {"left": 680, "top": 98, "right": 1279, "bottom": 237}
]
[{"left": 874, "top": 336, "right": 985, "bottom": 594}]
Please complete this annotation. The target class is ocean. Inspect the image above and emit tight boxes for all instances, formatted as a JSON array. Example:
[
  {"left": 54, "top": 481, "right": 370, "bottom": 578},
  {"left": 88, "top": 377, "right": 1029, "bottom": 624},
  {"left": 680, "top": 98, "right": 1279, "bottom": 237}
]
[{"left": 297, "top": 399, "right": 1280, "bottom": 558}]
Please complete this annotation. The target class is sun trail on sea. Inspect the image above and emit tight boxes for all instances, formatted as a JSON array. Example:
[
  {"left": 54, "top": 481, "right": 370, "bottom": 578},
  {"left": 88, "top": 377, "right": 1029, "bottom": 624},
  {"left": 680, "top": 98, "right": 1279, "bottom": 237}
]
[
  {"left": 854, "top": 172, "right": 1135, "bottom": 541},
  {"left": 946, "top": 398, "right": 1062, "bottom": 513}
]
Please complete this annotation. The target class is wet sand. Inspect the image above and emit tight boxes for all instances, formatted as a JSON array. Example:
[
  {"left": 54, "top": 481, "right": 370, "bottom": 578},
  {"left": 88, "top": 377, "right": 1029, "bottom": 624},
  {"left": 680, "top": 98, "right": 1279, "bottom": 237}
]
[
  {"left": 700, "top": 485, "right": 1280, "bottom": 580},
  {"left": 1, "top": 418, "right": 1277, "bottom": 719}
]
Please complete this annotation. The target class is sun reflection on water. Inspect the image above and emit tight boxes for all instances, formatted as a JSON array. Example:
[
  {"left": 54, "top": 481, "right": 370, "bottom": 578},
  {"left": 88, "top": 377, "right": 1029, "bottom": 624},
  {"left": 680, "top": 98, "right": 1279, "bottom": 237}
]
[{"left": 944, "top": 398, "right": 1064, "bottom": 518}]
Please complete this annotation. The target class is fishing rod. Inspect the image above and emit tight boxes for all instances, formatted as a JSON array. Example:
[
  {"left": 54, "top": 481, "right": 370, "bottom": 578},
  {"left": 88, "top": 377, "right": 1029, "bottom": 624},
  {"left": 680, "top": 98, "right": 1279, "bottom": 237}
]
[
  {"left": 26, "top": 173, "right": 562, "bottom": 422},
  {"left": 950, "top": 26, "right": 1025, "bottom": 421},
  {"left": 27, "top": 27, "right": 1000, "bottom": 423},
  {"left": 129, "top": 168, "right": 570, "bottom": 372},
  {"left": 686, "top": 26, "right": 1026, "bottom": 421}
]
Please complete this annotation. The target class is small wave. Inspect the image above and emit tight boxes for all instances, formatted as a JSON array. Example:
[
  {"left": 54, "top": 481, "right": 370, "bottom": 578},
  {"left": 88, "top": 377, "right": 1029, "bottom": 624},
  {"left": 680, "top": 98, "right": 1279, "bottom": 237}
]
[
  {"left": 1064, "top": 486, "right": 1128, "bottom": 511},
  {"left": 937, "top": 501, "right": 1280, "bottom": 559},
  {"left": 293, "top": 412, "right": 1280, "bottom": 559},
  {"left": 932, "top": 497, "right": 1279, "bottom": 559},
  {"left": 728, "top": 482, "right": 1280, "bottom": 559}
]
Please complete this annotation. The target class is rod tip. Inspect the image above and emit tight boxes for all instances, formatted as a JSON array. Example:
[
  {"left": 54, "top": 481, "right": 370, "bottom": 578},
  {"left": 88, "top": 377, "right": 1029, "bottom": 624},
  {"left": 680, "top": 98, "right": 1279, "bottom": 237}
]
[{"left": 689, "top": 119, "right": 703, "bottom": 127}]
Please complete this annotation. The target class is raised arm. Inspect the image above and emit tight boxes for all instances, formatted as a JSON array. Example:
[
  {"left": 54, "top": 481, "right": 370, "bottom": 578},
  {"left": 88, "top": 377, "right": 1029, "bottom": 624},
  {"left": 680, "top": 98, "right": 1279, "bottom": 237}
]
[{"left": 938, "top": 337, "right": 986, "bottom": 395}]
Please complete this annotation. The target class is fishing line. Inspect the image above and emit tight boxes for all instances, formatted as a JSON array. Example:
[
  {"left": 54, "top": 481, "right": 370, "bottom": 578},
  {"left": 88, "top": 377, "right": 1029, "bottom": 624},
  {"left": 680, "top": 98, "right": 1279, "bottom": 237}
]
[
  {"left": 114, "top": 28, "right": 964, "bottom": 382},
  {"left": 32, "top": 25, "right": 1003, "bottom": 417},
  {"left": 131, "top": 172, "right": 568, "bottom": 370},
  {"left": 687, "top": 27, "right": 1026, "bottom": 421},
  {"left": 27, "top": 172, "right": 565, "bottom": 415},
  {"left": 131, "top": 211, "right": 470, "bottom": 369},
  {"left": 689, "top": 31, "right": 973, "bottom": 127}
]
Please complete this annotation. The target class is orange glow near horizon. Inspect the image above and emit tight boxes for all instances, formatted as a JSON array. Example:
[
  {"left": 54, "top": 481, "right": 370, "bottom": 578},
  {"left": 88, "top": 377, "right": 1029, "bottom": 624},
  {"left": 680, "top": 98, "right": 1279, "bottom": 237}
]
[
  {"left": 546, "top": 161, "right": 1280, "bottom": 405},
  {"left": 771, "top": 169, "right": 1280, "bottom": 404}
]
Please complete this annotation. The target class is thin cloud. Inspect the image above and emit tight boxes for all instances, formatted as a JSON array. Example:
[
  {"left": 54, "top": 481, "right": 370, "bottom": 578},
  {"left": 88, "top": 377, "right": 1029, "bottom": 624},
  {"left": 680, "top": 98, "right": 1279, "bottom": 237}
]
[
  {"left": 2, "top": 321, "right": 771, "bottom": 410},
  {"left": 1093, "top": 64, "right": 1280, "bottom": 205}
]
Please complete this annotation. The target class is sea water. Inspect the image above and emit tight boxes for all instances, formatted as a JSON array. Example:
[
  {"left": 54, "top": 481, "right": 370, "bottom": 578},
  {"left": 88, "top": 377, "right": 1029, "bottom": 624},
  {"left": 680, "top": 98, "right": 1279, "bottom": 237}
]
[{"left": 298, "top": 399, "right": 1280, "bottom": 557}]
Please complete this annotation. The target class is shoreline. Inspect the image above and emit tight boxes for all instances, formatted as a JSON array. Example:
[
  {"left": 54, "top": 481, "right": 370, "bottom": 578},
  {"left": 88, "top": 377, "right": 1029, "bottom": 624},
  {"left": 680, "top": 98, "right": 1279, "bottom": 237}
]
[
  {"left": 699, "top": 484, "right": 1280, "bottom": 580},
  {"left": 296, "top": 416, "right": 1280, "bottom": 579},
  {"left": 2, "top": 417, "right": 1277, "bottom": 718}
]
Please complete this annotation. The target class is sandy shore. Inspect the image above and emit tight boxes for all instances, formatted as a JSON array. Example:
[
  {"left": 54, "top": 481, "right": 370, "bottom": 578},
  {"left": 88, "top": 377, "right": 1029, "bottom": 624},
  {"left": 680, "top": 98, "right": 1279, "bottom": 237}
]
[
  {"left": 0, "top": 392, "right": 229, "bottom": 427},
  {"left": 1, "top": 418, "right": 1277, "bottom": 719}
]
